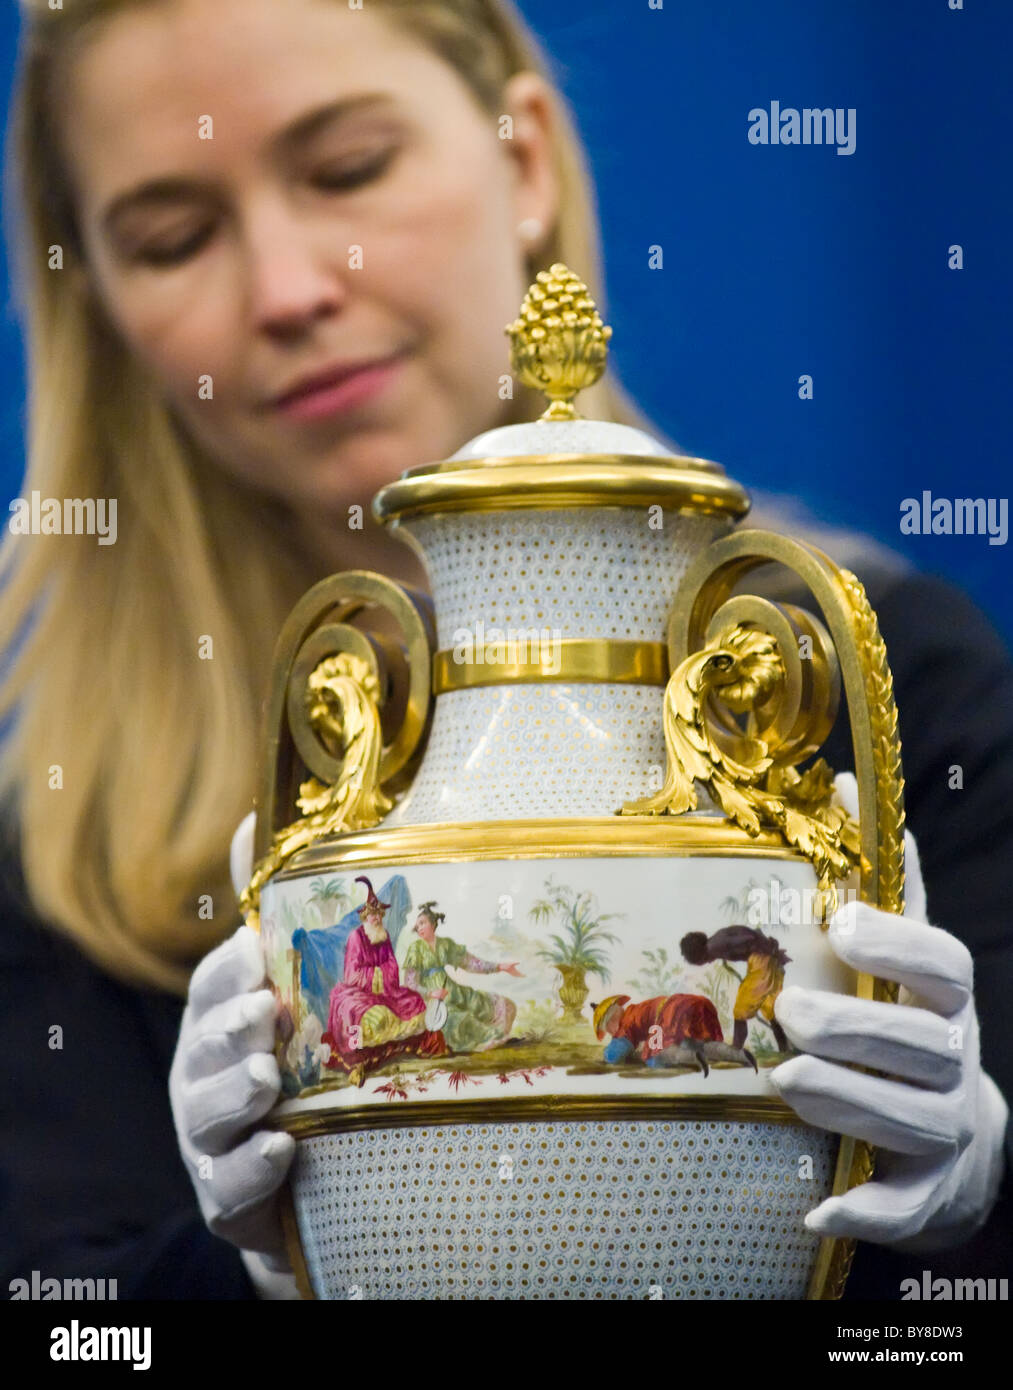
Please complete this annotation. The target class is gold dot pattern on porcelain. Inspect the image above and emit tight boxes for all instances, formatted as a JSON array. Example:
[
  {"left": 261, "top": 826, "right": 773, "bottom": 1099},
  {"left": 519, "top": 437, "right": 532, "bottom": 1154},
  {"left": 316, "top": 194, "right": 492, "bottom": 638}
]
[
  {"left": 381, "top": 683, "right": 675, "bottom": 824},
  {"left": 292, "top": 1119, "right": 836, "bottom": 1300},
  {"left": 404, "top": 508, "right": 729, "bottom": 645}
]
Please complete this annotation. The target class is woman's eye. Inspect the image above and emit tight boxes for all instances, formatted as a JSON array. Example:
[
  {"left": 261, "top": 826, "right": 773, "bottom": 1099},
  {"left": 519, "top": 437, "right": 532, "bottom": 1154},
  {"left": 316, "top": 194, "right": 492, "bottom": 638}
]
[
  {"left": 312, "top": 148, "right": 396, "bottom": 191},
  {"left": 136, "top": 227, "right": 212, "bottom": 267},
  {"left": 131, "top": 148, "right": 397, "bottom": 267}
]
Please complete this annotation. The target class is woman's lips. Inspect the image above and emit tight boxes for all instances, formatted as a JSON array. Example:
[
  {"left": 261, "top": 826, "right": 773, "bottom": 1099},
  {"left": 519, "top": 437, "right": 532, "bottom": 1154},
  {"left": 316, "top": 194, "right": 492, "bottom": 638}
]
[{"left": 272, "top": 353, "right": 406, "bottom": 422}]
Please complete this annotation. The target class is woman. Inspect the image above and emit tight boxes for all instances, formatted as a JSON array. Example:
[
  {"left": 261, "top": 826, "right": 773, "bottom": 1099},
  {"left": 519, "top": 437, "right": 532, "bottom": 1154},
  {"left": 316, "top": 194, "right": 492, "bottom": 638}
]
[{"left": 0, "top": 0, "right": 1008, "bottom": 1302}]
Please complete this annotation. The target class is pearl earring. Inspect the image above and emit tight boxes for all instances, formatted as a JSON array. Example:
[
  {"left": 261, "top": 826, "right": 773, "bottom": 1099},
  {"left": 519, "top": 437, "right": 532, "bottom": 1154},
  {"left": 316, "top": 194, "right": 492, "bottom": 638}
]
[{"left": 517, "top": 216, "right": 544, "bottom": 244}]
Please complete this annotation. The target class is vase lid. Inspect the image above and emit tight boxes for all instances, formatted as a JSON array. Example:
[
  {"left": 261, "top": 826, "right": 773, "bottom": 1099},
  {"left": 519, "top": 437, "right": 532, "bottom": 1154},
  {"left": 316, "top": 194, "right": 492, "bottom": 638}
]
[{"left": 373, "top": 264, "right": 750, "bottom": 524}]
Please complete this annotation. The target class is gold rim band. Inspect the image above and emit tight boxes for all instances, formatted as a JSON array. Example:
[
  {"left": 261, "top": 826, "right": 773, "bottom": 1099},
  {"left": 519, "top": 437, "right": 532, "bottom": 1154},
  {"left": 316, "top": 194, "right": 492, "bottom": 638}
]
[
  {"left": 271, "top": 814, "right": 808, "bottom": 878},
  {"left": 432, "top": 637, "right": 669, "bottom": 692},
  {"left": 270, "top": 1094, "right": 804, "bottom": 1138},
  {"left": 372, "top": 455, "right": 751, "bottom": 524}
]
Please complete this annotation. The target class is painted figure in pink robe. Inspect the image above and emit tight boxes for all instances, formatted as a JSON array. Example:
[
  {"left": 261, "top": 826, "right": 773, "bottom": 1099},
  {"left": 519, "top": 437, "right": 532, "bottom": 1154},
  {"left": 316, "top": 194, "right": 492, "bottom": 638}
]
[{"left": 327, "top": 876, "right": 427, "bottom": 1061}]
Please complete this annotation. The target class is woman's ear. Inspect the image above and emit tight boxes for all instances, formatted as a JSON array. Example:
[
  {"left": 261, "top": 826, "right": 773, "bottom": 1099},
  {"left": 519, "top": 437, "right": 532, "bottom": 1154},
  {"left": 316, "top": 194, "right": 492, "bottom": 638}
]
[{"left": 501, "top": 71, "right": 559, "bottom": 257}]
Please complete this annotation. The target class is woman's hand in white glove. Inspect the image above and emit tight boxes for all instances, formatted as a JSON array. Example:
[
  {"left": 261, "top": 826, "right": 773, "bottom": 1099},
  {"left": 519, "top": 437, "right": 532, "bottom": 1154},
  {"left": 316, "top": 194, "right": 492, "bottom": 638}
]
[
  {"left": 169, "top": 812, "right": 296, "bottom": 1274},
  {"left": 769, "top": 773, "right": 1009, "bottom": 1252}
]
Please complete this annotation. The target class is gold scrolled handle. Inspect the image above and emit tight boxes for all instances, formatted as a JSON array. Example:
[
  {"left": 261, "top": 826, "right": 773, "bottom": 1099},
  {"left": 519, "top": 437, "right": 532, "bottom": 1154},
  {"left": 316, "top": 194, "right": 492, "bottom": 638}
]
[
  {"left": 620, "top": 593, "right": 857, "bottom": 921},
  {"left": 660, "top": 527, "right": 905, "bottom": 1301},
  {"left": 666, "top": 528, "right": 904, "bottom": 920},
  {"left": 239, "top": 571, "right": 435, "bottom": 930}
]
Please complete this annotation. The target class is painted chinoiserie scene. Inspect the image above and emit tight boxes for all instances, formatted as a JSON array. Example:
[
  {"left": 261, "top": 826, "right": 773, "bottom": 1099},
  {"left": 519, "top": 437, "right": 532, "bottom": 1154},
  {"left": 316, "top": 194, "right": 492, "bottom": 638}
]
[
  {"left": 260, "top": 856, "right": 853, "bottom": 1106},
  {"left": 240, "top": 266, "right": 904, "bottom": 1299}
]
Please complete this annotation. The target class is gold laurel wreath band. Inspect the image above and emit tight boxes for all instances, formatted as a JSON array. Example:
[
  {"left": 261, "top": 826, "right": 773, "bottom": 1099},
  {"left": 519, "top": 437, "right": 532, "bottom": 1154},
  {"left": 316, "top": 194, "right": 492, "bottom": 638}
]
[{"left": 818, "top": 568, "right": 904, "bottom": 1299}]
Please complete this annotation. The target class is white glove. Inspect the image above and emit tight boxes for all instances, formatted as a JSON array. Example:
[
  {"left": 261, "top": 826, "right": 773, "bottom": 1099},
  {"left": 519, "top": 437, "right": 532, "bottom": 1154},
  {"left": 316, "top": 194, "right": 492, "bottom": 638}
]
[
  {"left": 169, "top": 811, "right": 301, "bottom": 1296},
  {"left": 770, "top": 772, "right": 1009, "bottom": 1252}
]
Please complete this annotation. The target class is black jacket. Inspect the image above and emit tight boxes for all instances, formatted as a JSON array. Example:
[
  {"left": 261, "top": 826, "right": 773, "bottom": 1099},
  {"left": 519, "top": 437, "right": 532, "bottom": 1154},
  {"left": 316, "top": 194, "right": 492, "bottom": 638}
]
[{"left": 0, "top": 569, "right": 1010, "bottom": 1299}]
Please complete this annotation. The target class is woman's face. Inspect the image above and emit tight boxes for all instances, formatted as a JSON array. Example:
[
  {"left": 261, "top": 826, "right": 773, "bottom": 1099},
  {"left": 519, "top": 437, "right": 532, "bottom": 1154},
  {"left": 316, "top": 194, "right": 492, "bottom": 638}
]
[
  {"left": 60, "top": 0, "right": 557, "bottom": 531},
  {"left": 414, "top": 914, "right": 436, "bottom": 943}
]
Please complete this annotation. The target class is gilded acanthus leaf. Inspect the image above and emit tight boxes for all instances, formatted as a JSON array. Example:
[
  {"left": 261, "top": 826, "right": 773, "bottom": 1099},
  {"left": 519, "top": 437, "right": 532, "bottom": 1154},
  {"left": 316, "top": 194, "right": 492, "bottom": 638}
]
[{"left": 621, "top": 623, "right": 860, "bottom": 918}]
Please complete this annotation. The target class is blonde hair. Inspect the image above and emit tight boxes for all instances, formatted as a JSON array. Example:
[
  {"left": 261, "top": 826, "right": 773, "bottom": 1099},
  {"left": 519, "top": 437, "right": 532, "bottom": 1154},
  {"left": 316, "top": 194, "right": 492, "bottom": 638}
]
[{"left": 0, "top": 0, "right": 657, "bottom": 993}]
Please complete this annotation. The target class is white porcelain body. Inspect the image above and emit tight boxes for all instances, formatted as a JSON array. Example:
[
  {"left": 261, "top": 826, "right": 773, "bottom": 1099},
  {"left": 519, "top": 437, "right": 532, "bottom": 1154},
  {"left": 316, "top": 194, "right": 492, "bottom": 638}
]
[{"left": 387, "top": 505, "right": 729, "bottom": 822}]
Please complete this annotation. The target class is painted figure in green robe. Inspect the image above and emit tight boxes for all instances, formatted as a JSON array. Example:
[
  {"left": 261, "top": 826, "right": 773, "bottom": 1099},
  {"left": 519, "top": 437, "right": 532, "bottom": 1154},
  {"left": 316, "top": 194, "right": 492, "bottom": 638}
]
[{"left": 401, "top": 901, "right": 523, "bottom": 1054}]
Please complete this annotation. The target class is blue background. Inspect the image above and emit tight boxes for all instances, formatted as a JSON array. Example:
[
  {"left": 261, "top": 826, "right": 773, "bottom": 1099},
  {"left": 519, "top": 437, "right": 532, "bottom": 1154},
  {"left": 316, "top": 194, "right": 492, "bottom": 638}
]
[{"left": 0, "top": 0, "right": 1009, "bottom": 641}]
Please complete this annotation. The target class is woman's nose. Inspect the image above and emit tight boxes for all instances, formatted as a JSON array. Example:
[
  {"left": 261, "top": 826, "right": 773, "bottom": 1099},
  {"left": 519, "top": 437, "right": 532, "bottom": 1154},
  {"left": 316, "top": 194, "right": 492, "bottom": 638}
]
[{"left": 244, "top": 209, "right": 349, "bottom": 335}]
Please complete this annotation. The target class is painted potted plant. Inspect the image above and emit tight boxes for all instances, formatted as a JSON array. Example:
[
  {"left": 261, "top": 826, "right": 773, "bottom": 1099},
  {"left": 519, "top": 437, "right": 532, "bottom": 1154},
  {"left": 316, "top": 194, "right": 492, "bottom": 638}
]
[{"left": 530, "top": 877, "right": 619, "bottom": 1023}]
